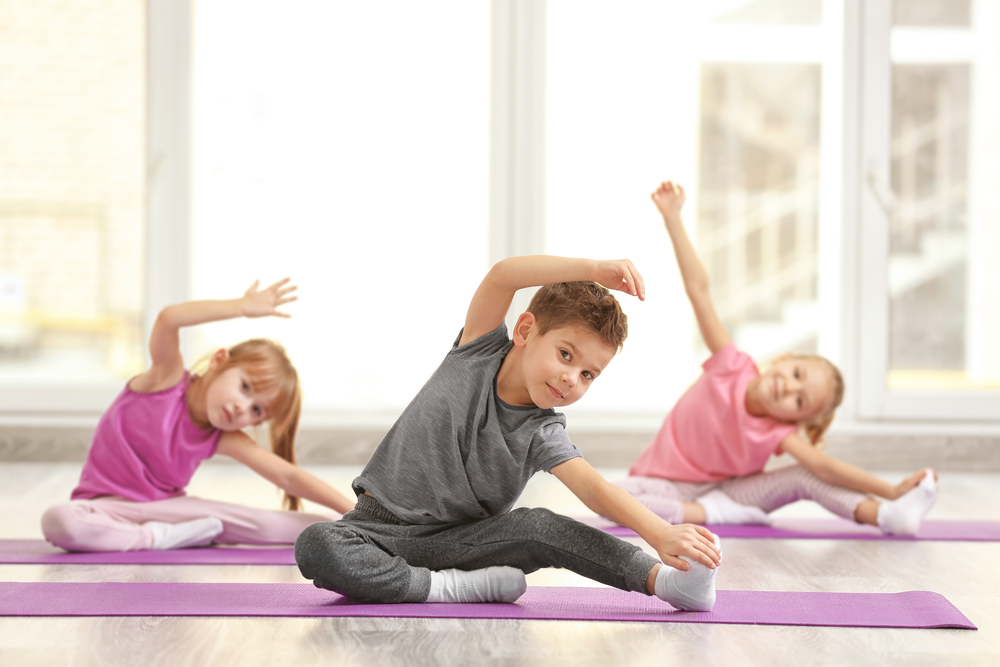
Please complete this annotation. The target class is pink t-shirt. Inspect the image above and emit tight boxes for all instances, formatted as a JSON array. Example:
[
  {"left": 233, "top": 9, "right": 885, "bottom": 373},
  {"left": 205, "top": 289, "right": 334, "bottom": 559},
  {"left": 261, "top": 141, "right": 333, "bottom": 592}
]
[
  {"left": 72, "top": 371, "right": 222, "bottom": 502},
  {"left": 629, "top": 343, "right": 797, "bottom": 482}
]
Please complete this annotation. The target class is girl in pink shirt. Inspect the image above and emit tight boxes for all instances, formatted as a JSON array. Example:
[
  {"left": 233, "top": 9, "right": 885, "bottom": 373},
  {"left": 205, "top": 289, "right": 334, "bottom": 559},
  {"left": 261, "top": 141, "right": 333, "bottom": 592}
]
[
  {"left": 42, "top": 279, "right": 355, "bottom": 552},
  {"left": 618, "top": 182, "right": 938, "bottom": 536}
]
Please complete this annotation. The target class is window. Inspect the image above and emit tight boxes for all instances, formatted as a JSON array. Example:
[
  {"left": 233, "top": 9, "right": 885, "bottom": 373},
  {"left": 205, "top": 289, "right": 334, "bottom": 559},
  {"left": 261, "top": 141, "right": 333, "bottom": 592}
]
[
  {"left": 3, "top": 0, "right": 995, "bottom": 428},
  {"left": 191, "top": 0, "right": 491, "bottom": 412},
  {"left": 858, "top": 0, "right": 1000, "bottom": 419},
  {"left": 545, "top": 0, "right": 841, "bottom": 416},
  {"left": 0, "top": 0, "right": 145, "bottom": 400}
]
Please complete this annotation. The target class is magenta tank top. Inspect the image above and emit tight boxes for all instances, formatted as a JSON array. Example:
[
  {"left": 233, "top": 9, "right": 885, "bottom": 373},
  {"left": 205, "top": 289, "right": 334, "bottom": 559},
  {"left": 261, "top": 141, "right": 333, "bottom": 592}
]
[{"left": 72, "top": 371, "right": 222, "bottom": 502}]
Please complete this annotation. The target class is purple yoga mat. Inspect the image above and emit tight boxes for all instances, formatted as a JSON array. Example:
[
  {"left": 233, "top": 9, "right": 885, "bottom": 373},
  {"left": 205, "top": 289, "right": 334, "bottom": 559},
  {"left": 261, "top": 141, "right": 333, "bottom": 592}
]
[
  {"left": 577, "top": 517, "right": 1000, "bottom": 541},
  {"left": 0, "top": 582, "right": 975, "bottom": 629},
  {"left": 0, "top": 540, "right": 295, "bottom": 565}
]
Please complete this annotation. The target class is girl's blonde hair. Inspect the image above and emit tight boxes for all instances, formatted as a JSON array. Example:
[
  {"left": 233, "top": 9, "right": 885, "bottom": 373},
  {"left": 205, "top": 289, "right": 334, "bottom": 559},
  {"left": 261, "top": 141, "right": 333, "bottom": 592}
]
[
  {"left": 795, "top": 354, "right": 845, "bottom": 447},
  {"left": 195, "top": 339, "right": 303, "bottom": 511}
]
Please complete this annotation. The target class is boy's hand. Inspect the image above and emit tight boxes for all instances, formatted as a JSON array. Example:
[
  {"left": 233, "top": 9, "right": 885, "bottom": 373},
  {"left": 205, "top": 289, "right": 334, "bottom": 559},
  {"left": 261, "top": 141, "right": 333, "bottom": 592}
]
[
  {"left": 241, "top": 278, "right": 298, "bottom": 318},
  {"left": 655, "top": 523, "right": 721, "bottom": 571},
  {"left": 651, "top": 180, "right": 686, "bottom": 223},
  {"left": 590, "top": 259, "right": 645, "bottom": 301},
  {"left": 892, "top": 468, "right": 937, "bottom": 500}
]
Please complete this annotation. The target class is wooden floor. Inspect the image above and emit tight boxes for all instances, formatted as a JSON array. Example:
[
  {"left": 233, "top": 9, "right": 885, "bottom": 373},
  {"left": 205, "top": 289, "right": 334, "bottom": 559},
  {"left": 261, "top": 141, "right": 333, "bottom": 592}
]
[{"left": 1, "top": 461, "right": 998, "bottom": 666}]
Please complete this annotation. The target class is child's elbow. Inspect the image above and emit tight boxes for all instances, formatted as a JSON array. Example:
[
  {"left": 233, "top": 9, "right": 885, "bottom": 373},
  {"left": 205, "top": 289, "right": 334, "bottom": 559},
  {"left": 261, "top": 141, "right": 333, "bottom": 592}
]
[
  {"left": 155, "top": 305, "right": 181, "bottom": 329},
  {"left": 488, "top": 258, "right": 516, "bottom": 282}
]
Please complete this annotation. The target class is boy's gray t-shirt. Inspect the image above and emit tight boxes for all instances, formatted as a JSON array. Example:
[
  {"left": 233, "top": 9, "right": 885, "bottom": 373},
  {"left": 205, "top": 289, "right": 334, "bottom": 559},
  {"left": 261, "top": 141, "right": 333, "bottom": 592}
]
[{"left": 352, "top": 323, "right": 581, "bottom": 525}]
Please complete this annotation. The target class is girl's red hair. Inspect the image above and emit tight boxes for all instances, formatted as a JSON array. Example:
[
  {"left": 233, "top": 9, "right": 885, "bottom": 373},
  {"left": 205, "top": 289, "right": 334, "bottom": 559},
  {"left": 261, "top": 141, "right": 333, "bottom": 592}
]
[{"left": 210, "top": 339, "right": 303, "bottom": 511}]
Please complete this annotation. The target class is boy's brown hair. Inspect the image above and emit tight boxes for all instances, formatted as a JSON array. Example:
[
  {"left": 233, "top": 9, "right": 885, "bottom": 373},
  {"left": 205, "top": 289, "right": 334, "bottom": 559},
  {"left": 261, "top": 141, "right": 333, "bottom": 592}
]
[{"left": 527, "top": 281, "right": 628, "bottom": 352}]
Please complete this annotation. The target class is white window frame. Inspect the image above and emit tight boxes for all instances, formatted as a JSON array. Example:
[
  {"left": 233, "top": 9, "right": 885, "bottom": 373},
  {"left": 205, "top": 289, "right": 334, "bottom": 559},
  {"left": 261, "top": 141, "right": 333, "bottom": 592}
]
[
  {"left": 3, "top": 0, "right": 997, "bottom": 435},
  {"left": 854, "top": 0, "right": 1000, "bottom": 423},
  {"left": 0, "top": 0, "right": 190, "bottom": 421}
]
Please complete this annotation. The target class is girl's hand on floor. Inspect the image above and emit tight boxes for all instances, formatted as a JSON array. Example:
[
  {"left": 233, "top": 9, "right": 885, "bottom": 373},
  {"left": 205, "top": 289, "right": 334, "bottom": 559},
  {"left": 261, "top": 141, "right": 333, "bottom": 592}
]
[
  {"left": 241, "top": 278, "right": 298, "bottom": 318},
  {"left": 892, "top": 468, "right": 937, "bottom": 500},
  {"left": 656, "top": 523, "right": 720, "bottom": 571}
]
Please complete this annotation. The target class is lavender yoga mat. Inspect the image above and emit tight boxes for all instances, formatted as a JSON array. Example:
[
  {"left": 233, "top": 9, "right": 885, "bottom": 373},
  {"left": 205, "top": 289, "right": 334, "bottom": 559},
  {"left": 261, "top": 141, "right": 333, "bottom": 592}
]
[
  {"left": 577, "top": 517, "right": 1000, "bottom": 541},
  {"left": 0, "top": 540, "right": 295, "bottom": 565},
  {"left": 0, "top": 582, "right": 975, "bottom": 629}
]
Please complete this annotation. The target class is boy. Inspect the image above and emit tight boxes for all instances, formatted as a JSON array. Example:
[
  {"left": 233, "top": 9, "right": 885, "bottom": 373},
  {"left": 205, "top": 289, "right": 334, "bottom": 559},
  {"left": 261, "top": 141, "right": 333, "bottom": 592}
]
[{"left": 295, "top": 255, "right": 721, "bottom": 610}]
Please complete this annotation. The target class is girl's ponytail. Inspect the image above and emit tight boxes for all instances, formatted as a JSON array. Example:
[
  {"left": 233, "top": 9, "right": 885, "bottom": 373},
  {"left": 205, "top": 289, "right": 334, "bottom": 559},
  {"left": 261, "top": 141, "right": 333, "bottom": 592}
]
[
  {"left": 269, "top": 389, "right": 302, "bottom": 511},
  {"left": 216, "top": 338, "right": 304, "bottom": 511},
  {"left": 804, "top": 411, "right": 835, "bottom": 449},
  {"left": 799, "top": 355, "right": 845, "bottom": 448}
]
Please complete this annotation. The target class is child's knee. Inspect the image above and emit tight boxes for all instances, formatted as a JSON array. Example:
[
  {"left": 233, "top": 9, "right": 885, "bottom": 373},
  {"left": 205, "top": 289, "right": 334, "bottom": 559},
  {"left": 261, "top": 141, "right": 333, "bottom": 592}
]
[
  {"left": 41, "top": 502, "right": 83, "bottom": 549},
  {"left": 509, "top": 507, "right": 576, "bottom": 540},
  {"left": 294, "top": 521, "right": 353, "bottom": 581}
]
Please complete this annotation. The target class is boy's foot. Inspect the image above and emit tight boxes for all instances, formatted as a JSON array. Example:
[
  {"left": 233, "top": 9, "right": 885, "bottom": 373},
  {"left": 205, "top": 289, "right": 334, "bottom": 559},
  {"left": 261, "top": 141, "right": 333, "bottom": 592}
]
[
  {"left": 426, "top": 566, "right": 527, "bottom": 604},
  {"left": 697, "top": 490, "right": 771, "bottom": 525},
  {"left": 877, "top": 470, "right": 937, "bottom": 536},
  {"left": 145, "top": 517, "right": 224, "bottom": 550},
  {"left": 654, "top": 536, "right": 720, "bottom": 612}
]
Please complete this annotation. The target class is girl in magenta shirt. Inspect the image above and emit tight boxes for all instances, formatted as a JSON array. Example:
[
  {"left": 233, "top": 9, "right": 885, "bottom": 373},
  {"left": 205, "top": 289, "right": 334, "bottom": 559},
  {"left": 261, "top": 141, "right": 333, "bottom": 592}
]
[
  {"left": 619, "top": 182, "right": 938, "bottom": 536},
  {"left": 42, "top": 279, "right": 355, "bottom": 552}
]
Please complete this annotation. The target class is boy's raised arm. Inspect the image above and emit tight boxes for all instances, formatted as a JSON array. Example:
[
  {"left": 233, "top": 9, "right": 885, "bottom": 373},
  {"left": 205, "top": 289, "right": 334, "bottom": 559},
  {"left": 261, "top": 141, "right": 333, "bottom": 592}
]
[{"left": 459, "top": 256, "right": 645, "bottom": 346}]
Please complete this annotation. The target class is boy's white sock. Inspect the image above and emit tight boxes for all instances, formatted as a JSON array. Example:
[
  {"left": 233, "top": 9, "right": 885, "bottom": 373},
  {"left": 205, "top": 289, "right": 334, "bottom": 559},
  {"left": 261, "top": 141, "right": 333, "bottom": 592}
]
[
  {"left": 697, "top": 490, "right": 771, "bottom": 525},
  {"left": 426, "top": 567, "right": 527, "bottom": 604},
  {"left": 145, "top": 517, "right": 224, "bottom": 550},
  {"left": 877, "top": 470, "right": 937, "bottom": 536},
  {"left": 653, "top": 535, "right": 720, "bottom": 612}
]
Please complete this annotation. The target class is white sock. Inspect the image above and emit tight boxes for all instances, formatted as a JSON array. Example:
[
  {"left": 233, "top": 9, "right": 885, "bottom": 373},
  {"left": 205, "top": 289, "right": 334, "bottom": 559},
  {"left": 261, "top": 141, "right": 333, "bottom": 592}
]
[
  {"left": 877, "top": 470, "right": 937, "bottom": 536},
  {"left": 697, "top": 490, "right": 771, "bottom": 525},
  {"left": 426, "top": 567, "right": 527, "bottom": 604},
  {"left": 654, "top": 535, "right": 720, "bottom": 612},
  {"left": 145, "top": 517, "right": 224, "bottom": 550}
]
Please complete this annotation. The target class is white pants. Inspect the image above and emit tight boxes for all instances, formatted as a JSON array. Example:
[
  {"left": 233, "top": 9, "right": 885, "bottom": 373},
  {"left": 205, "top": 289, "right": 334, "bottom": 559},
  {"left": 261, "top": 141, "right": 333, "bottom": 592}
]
[
  {"left": 617, "top": 465, "right": 867, "bottom": 524},
  {"left": 41, "top": 495, "right": 339, "bottom": 552}
]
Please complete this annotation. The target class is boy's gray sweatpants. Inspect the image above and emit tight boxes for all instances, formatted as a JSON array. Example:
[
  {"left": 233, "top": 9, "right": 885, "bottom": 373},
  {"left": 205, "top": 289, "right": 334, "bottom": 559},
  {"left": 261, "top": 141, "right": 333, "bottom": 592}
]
[{"left": 295, "top": 494, "right": 659, "bottom": 603}]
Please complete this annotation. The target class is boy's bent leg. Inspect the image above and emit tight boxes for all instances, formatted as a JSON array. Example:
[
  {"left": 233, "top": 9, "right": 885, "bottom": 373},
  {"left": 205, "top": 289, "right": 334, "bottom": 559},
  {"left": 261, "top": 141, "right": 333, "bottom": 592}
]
[{"left": 294, "top": 519, "right": 432, "bottom": 604}]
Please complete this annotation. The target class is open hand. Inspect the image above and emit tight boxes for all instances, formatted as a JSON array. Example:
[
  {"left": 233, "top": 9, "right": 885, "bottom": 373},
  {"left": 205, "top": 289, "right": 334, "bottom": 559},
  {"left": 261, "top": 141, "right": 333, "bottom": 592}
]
[
  {"left": 656, "top": 523, "right": 720, "bottom": 571},
  {"left": 892, "top": 468, "right": 937, "bottom": 500},
  {"left": 591, "top": 259, "right": 645, "bottom": 301},
  {"left": 651, "top": 180, "right": 686, "bottom": 223},
  {"left": 241, "top": 278, "right": 298, "bottom": 318}
]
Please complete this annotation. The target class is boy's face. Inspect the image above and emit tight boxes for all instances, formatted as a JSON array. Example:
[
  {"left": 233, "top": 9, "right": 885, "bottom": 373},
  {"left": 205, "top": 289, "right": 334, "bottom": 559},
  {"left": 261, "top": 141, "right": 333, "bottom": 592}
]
[{"left": 518, "top": 323, "right": 616, "bottom": 410}]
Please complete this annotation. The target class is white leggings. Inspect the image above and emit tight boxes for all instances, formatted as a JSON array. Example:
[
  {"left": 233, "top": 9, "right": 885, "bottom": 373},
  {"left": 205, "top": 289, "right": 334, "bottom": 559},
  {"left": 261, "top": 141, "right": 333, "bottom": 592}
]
[
  {"left": 617, "top": 465, "right": 868, "bottom": 524},
  {"left": 41, "top": 495, "right": 339, "bottom": 552}
]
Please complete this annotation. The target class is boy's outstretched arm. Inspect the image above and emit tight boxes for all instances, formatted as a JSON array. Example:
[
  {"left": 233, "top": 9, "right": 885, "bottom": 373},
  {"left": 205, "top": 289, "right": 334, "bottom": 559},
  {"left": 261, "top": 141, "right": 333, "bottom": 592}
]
[
  {"left": 459, "top": 256, "right": 645, "bottom": 346},
  {"left": 651, "top": 181, "right": 731, "bottom": 354},
  {"left": 551, "top": 457, "right": 720, "bottom": 571}
]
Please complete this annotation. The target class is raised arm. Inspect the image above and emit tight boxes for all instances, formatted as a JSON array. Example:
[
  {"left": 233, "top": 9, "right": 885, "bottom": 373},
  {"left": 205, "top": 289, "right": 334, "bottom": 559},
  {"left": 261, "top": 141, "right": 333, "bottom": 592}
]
[
  {"left": 651, "top": 181, "right": 731, "bottom": 354},
  {"left": 133, "top": 279, "right": 298, "bottom": 392},
  {"left": 216, "top": 431, "right": 356, "bottom": 514},
  {"left": 551, "top": 457, "right": 719, "bottom": 571},
  {"left": 459, "top": 256, "right": 645, "bottom": 346}
]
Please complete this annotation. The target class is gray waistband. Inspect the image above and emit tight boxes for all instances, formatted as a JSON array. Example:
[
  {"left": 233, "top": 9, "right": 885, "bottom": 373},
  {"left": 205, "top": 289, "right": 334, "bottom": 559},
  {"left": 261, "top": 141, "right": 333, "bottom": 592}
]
[{"left": 354, "top": 493, "right": 409, "bottom": 525}]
